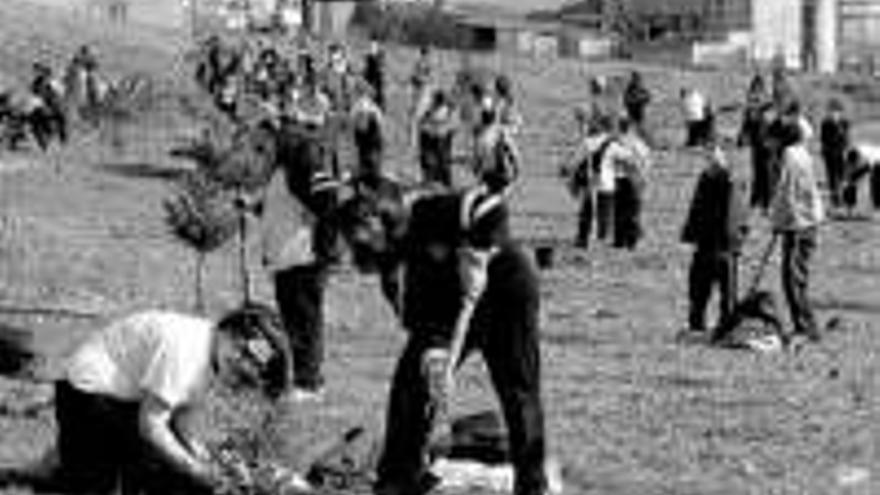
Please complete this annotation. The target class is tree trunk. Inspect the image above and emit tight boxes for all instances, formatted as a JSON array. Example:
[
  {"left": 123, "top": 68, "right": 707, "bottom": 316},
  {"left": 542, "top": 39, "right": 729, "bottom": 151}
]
[
  {"left": 195, "top": 251, "right": 206, "bottom": 314},
  {"left": 238, "top": 208, "right": 251, "bottom": 305}
]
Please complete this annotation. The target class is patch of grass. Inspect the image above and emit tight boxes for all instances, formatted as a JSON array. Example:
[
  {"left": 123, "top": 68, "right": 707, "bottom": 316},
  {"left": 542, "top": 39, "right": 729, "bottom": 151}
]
[{"left": 2, "top": 4, "right": 880, "bottom": 495}]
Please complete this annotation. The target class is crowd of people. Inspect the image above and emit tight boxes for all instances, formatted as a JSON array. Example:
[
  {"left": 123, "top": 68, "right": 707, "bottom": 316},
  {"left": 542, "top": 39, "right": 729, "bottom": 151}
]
[
  {"left": 0, "top": 44, "right": 109, "bottom": 152},
  {"left": 3, "top": 30, "right": 880, "bottom": 495}
]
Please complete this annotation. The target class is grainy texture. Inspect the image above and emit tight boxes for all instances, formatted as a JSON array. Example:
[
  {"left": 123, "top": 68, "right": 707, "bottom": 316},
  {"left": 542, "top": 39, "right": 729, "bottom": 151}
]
[{"left": 1, "top": 1, "right": 879, "bottom": 494}]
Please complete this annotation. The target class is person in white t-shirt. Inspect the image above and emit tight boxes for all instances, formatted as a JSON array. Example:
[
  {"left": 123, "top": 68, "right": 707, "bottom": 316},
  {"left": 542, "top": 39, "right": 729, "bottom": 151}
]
[
  {"left": 2, "top": 305, "right": 288, "bottom": 495},
  {"left": 681, "top": 87, "right": 714, "bottom": 147}
]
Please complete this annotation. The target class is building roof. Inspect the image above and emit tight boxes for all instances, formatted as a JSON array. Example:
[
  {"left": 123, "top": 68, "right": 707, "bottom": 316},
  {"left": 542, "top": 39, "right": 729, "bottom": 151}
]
[{"left": 449, "top": 2, "right": 562, "bottom": 32}]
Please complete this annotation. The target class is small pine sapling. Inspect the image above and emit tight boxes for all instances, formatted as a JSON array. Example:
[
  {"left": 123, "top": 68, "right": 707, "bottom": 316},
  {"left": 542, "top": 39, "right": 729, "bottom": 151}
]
[{"left": 163, "top": 170, "right": 240, "bottom": 313}]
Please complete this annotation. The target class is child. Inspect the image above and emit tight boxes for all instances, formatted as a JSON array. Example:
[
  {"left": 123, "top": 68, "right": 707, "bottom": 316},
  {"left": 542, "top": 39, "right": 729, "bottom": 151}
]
[
  {"left": 681, "top": 144, "right": 749, "bottom": 335},
  {"left": 770, "top": 120, "right": 825, "bottom": 344}
]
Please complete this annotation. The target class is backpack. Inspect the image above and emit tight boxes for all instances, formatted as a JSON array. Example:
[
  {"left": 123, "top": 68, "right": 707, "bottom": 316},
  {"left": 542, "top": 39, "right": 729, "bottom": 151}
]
[{"left": 570, "top": 136, "right": 615, "bottom": 194}]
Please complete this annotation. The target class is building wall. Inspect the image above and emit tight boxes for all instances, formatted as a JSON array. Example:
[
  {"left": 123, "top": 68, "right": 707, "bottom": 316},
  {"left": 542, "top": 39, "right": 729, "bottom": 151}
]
[
  {"left": 839, "top": 0, "right": 880, "bottom": 72},
  {"left": 751, "top": 0, "right": 803, "bottom": 68}
]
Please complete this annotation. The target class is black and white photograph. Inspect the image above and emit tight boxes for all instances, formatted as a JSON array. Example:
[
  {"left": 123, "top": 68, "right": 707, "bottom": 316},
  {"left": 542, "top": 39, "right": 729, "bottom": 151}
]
[{"left": 0, "top": 0, "right": 878, "bottom": 494}]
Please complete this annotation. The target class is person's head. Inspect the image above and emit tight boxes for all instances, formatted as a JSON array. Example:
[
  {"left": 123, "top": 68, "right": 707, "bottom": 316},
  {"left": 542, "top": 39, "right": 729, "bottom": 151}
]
[
  {"left": 328, "top": 42, "right": 347, "bottom": 69},
  {"left": 212, "top": 303, "right": 288, "bottom": 400},
  {"left": 827, "top": 98, "right": 844, "bottom": 117},
  {"left": 845, "top": 147, "right": 862, "bottom": 168},
  {"left": 495, "top": 74, "right": 513, "bottom": 102},
  {"left": 629, "top": 71, "right": 642, "bottom": 84},
  {"left": 337, "top": 181, "right": 408, "bottom": 273},
  {"left": 616, "top": 115, "right": 631, "bottom": 135},
  {"left": 432, "top": 88, "right": 449, "bottom": 109},
  {"left": 779, "top": 120, "right": 804, "bottom": 147},
  {"left": 419, "top": 45, "right": 430, "bottom": 58},
  {"left": 480, "top": 99, "right": 498, "bottom": 127},
  {"left": 589, "top": 76, "right": 606, "bottom": 96},
  {"left": 355, "top": 77, "right": 377, "bottom": 102},
  {"left": 594, "top": 113, "right": 615, "bottom": 135},
  {"left": 748, "top": 74, "right": 766, "bottom": 94},
  {"left": 33, "top": 62, "right": 51, "bottom": 77}
]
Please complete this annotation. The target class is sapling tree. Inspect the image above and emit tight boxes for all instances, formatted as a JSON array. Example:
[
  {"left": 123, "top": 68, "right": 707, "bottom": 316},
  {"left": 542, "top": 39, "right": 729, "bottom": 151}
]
[
  {"left": 170, "top": 121, "right": 277, "bottom": 305},
  {"left": 163, "top": 170, "right": 239, "bottom": 313}
]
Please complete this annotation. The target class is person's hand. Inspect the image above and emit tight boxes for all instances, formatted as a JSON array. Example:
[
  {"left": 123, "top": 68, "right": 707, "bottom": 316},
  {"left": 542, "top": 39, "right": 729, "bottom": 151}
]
[
  {"left": 458, "top": 247, "right": 496, "bottom": 303},
  {"left": 422, "top": 347, "right": 452, "bottom": 412}
]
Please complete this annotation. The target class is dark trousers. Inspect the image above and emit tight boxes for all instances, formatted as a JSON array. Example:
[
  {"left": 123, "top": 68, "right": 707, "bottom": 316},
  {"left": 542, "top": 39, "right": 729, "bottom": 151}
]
[
  {"left": 823, "top": 149, "right": 846, "bottom": 207},
  {"left": 782, "top": 227, "right": 819, "bottom": 338},
  {"left": 576, "top": 190, "right": 613, "bottom": 247},
  {"left": 419, "top": 131, "right": 454, "bottom": 187},
  {"left": 376, "top": 248, "right": 547, "bottom": 495},
  {"left": 781, "top": 228, "right": 819, "bottom": 339},
  {"left": 688, "top": 250, "right": 737, "bottom": 331},
  {"left": 52, "top": 381, "right": 210, "bottom": 495},
  {"left": 274, "top": 264, "right": 327, "bottom": 390},
  {"left": 749, "top": 146, "right": 773, "bottom": 210},
  {"left": 613, "top": 178, "right": 642, "bottom": 249},
  {"left": 685, "top": 119, "right": 712, "bottom": 147}
]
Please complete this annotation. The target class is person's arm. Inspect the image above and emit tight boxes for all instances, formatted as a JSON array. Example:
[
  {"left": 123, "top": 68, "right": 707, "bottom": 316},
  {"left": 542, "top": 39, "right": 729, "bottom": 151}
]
[{"left": 139, "top": 394, "right": 217, "bottom": 490}]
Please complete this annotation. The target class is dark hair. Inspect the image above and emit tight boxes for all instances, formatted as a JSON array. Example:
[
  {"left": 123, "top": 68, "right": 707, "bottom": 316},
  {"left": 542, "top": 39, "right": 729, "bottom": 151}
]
[
  {"left": 216, "top": 302, "right": 290, "bottom": 399},
  {"left": 495, "top": 74, "right": 513, "bottom": 100},
  {"left": 779, "top": 121, "right": 803, "bottom": 147}
]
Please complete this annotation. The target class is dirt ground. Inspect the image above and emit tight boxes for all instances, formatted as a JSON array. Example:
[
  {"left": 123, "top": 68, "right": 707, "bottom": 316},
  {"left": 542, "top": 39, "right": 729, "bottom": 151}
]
[{"left": 1, "top": 1, "right": 879, "bottom": 494}]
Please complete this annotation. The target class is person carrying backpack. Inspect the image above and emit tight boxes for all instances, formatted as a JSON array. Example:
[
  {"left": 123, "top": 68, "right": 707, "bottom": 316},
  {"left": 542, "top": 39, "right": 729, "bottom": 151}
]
[{"left": 563, "top": 114, "right": 617, "bottom": 249}]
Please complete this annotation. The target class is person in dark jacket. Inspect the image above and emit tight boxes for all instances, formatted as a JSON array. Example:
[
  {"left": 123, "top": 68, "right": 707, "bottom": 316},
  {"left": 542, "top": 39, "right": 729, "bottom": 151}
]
[
  {"left": 29, "top": 62, "right": 67, "bottom": 150},
  {"left": 363, "top": 40, "right": 386, "bottom": 110},
  {"left": 738, "top": 77, "right": 774, "bottom": 211},
  {"left": 681, "top": 144, "right": 749, "bottom": 335},
  {"left": 623, "top": 71, "right": 651, "bottom": 132},
  {"left": 418, "top": 89, "right": 457, "bottom": 187},
  {"left": 819, "top": 99, "right": 850, "bottom": 209},
  {"left": 338, "top": 187, "right": 548, "bottom": 495}
]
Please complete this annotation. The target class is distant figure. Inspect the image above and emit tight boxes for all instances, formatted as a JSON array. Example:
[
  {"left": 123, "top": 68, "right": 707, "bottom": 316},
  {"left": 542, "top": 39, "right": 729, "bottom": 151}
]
[
  {"left": 64, "top": 45, "right": 103, "bottom": 124},
  {"left": 819, "top": 99, "right": 850, "bottom": 209},
  {"left": 585, "top": 75, "right": 614, "bottom": 136},
  {"left": 418, "top": 89, "right": 457, "bottom": 187},
  {"left": 363, "top": 40, "right": 386, "bottom": 110},
  {"left": 623, "top": 71, "right": 651, "bottom": 133},
  {"left": 562, "top": 114, "right": 618, "bottom": 249},
  {"left": 681, "top": 87, "right": 714, "bottom": 148},
  {"left": 770, "top": 120, "right": 825, "bottom": 346},
  {"left": 29, "top": 62, "right": 68, "bottom": 150},
  {"left": 842, "top": 143, "right": 880, "bottom": 213},
  {"left": 408, "top": 46, "right": 434, "bottom": 144},
  {"left": 494, "top": 74, "right": 522, "bottom": 136},
  {"left": 681, "top": 144, "right": 749, "bottom": 336},
  {"left": 613, "top": 118, "right": 652, "bottom": 250},
  {"left": 738, "top": 75, "right": 774, "bottom": 211},
  {"left": 351, "top": 80, "right": 385, "bottom": 183},
  {"left": 473, "top": 102, "right": 520, "bottom": 194}
]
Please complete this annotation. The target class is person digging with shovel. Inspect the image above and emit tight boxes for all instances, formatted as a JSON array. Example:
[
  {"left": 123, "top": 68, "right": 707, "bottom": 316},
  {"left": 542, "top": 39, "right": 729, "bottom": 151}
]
[{"left": 338, "top": 185, "right": 549, "bottom": 495}]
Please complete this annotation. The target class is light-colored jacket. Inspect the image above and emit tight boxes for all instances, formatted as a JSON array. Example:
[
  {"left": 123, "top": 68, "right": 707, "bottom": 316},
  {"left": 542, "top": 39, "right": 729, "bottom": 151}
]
[
  {"left": 770, "top": 144, "right": 825, "bottom": 231},
  {"left": 260, "top": 169, "right": 317, "bottom": 271}
]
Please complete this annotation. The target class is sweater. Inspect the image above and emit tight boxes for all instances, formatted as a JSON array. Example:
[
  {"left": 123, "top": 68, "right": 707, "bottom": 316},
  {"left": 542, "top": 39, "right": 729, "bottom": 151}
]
[{"left": 770, "top": 144, "right": 825, "bottom": 231}]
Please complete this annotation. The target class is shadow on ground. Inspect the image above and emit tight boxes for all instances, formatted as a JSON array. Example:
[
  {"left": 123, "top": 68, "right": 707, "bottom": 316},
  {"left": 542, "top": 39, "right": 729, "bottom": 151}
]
[{"left": 96, "top": 162, "right": 188, "bottom": 181}]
